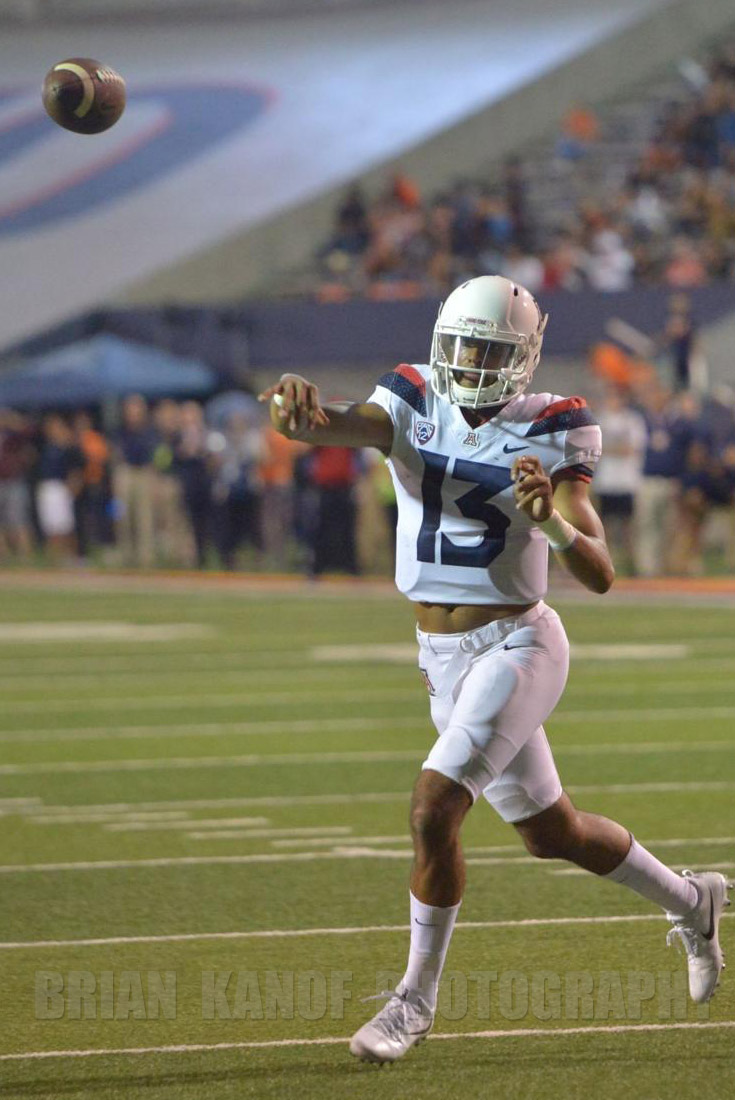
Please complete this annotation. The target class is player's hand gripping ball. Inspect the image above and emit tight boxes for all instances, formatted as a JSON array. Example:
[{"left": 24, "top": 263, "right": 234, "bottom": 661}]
[{"left": 42, "top": 58, "right": 126, "bottom": 135}]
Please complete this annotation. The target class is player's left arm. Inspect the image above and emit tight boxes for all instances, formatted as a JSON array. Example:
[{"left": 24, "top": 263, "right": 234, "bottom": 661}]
[{"left": 513, "top": 455, "right": 615, "bottom": 594}]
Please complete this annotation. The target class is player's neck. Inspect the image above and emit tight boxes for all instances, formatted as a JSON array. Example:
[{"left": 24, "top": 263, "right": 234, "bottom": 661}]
[{"left": 460, "top": 406, "right": 502, "bottom": 429}]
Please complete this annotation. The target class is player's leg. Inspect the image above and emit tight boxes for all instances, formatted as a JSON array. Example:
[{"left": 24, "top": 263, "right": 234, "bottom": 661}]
[
  {"left": 505, "top": 752, "right": 732, "bottom": 1003},
  {"left": 349, "top": 766, "right": 469, "bottom": 1065},
  {"left": 350, "top": 631, "right": 479, "bottom": 1063},
  {"left": 409, "top": 768, "right": 471, "bottom": 906},
  {"left": 351, "top": 607, "right": 569, "bottom": 1063}
]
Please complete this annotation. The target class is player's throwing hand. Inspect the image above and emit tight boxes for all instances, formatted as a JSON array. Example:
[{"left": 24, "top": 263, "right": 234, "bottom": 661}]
[
  {"left": 512, "top": 454, "right": 554, "bottom": 522},
  {"left": 257, "top": 373, "right": 330, "bottom": 434}
]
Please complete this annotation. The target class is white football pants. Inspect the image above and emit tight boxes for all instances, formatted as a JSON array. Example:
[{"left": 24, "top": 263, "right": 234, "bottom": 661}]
[{"left": 417, "top": 601, "right": 568, "bottom": 822}]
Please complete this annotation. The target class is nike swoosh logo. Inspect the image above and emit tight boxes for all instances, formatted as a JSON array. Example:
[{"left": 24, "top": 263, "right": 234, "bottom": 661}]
[
  {"left": 502, "top": 443, "right": 528, "bottom": 453},
  {"left": 703, "top": 887, "right": 716, "bottom": 941},
  {"left": 414, "top": 918, "right": 438, "bottom": 927}
]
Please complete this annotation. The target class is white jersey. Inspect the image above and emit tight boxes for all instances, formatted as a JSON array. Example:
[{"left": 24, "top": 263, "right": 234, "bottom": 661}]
[{"left": 367, "top": 363, "right": 601, "bottom": 605}]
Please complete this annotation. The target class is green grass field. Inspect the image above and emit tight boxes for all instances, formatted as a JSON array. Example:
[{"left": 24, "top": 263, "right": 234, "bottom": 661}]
[{"left": 0, "top": 575, "right": 733, "bottom": 1099}]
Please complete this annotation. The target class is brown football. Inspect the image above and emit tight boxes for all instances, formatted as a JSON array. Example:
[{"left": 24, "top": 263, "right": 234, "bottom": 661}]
[{"left": 42, "top": 58, "right": 126, "bottom": 135}]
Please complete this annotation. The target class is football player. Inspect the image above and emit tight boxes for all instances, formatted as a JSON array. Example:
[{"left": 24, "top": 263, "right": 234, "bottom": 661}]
[{"left": 258, "top": 275, "right": 730, "bottom": 1063}]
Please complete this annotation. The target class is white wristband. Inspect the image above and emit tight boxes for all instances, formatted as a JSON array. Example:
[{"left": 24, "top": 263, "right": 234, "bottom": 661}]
[{"left": 537, "top": 510, "right": 578, "bottom": 551}]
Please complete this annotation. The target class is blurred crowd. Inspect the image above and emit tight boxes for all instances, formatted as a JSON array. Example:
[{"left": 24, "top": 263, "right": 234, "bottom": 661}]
[
  {"left": 313, "top": 39, "right": 735, "bottom": 299},
  {"left": 589, "top": 375, "right": 735, "bottom": 578},
  {"left": 0, "top": 394, "right": 399, "bottom": 576},
  {"left": 1, "top": 370, "right": 734, "bottom": 578}
]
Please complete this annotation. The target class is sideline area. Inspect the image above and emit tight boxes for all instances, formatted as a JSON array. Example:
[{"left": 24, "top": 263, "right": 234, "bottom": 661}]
[{"left": 0, "top": 569, "right": 733, "bottom": 601}]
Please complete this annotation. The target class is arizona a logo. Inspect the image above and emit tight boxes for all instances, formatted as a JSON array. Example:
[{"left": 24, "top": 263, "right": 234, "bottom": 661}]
[
  {"left": 462, "top": 430, "right": 480, "bottom": 448},
  {"left": 419, "top": 667, "right": 436, "bottom": 695},
  {"left": 415, "top": 421, "right": 435, "bottom": 444}
]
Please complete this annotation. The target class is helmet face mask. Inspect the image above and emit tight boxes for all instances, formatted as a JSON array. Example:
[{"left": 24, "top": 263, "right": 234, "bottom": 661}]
[{"left": 430, "top": 276, "right": 548, "bottom": 409}]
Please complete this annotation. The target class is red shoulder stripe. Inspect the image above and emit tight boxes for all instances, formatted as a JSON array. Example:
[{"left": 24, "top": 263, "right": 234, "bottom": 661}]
[
  {"left": 394, "top": 364, "right": 427, "bottom": 392},
  {"left": 534, "top": 396, "right": 587, "bottom": 422}
]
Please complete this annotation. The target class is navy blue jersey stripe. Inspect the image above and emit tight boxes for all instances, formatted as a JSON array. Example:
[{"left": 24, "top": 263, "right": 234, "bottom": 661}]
[
  {"left": 377, "top": 368, "right": 427, "bottom": 417},
  {"left": 525, "top": 405, "right": 597, "bottom": 438}
]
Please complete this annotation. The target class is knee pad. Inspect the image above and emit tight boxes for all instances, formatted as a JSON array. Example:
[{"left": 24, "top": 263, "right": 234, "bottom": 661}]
[{"left": 422, "top": 725, "right": 498, "bottom": 803}]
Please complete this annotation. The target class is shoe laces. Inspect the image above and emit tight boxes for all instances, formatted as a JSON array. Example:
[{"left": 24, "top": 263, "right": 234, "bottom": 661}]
[
  {"left": 666, "top": 924, "right": 701, "bottom": 957},
  {"left": 361, "top": 990, "right": 431, "bottom": 1042},
  {"left": 666, "top": 870, "right": 703, "bottom": 958}
]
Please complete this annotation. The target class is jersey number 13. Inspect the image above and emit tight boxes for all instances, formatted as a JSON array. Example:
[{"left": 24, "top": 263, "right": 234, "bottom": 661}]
[{"left": 417, "top": 450, "right": 513, "bottom": 569}]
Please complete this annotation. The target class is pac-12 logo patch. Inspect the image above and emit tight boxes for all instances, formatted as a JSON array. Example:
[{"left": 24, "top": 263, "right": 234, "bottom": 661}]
[{"left": 415, "top": 421, "right": 435, "bottom": 445}]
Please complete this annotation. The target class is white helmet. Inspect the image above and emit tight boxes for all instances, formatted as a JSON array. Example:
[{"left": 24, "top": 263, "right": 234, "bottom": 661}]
[{"left": 430, "top": 275, "right": 548, "bottom": 408}]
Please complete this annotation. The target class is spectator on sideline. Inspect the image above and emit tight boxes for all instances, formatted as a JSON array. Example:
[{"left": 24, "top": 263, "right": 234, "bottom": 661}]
[
  {"left": 36, "top": 414, "right": 84, "bottom": 563},
  {"left": 176, "top": 401, "right": 213, "bottom": 569},
  {"left": 152, "top": 399, "right": 189, "bottom": 566},
  {"left": 72, "top": 411, "right": 112, "bottom": 560},
  {"left": 258, "top": 425, "right": 306, "bottom": 572},
  {"left": 670, "top": 434, "right": 732, "bottom": 575},
  {"left": 634, "top": 386, "right": 689, "bottom": 576},
  {"left": 660, "top": 293, "right": 706, "bottom": 392},
  {"left": 113, "top": 394, "right": 159, "bottom": 568},
  {"left": 211, "top": 411, "right": 263, "bottom": 570},
  {"left": 308, "top": 445, "right": 363, "bottom": 577},
  {"left": 0, "top": 409, "right": 34, "bottom": 562},
  {"left": 592, "top": 389, "right": 648, "bottom": 573}
]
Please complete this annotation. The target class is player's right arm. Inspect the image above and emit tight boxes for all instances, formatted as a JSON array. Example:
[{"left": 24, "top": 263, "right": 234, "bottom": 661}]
[{"left": 257, "top": 373, "right": 393, "bottom": 454}]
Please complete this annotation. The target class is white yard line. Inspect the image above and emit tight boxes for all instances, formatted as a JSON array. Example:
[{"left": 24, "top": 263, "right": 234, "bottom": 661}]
[
  {"left": 0, "top": 749, "right": 425, "bottom": 776},
  {"left": 0, "top": 660, "right": 345, "bottom": 678},
  {"left": 4, "top": 792, "right": 411, "bottom": 816},
  {"left": 0, "top": 717, "right": 428, "bottom": 745},
  {"left": 568, "top": 781, "right": 735, "bottom": 794},
  {"left": 29, "top": 811, "right": 201, "bottom": 825},
  {"left": 0, "top": 668, "right": 376, "bottom": 690},
  {"left": 272, "top": 834, "right": 411, "bottom": 848},
  {"left": 0, "top": 851, "right": 540, "bottom": 874},
  {"left": 0, "top": 673, "right": 732, "bottom": 696},
  {"left": 1, "top": 1020, "right": 733, "bottom": 1061},
  {"left": 553, "top": 706, "right": 735, "bottom": 723},
  {"left": 0, "top": 688, "right": 418, "bottom": 714},
  {"left": 2, "top": 746, "right": 735, "bottom": 779},
  {"left": 0, "top": 673, "right": 730, "bottom": 699},
  {"left": 1, "top": 714, "right": 734, "bottom": 747},
  {"left": 0, "top": 623, "right": 215, "bottom": 643},
  {"left": 0, "top": 839, "right": 729, "bottom": 875},
  {"left": 566, "top": 680, "right": 735, "bottom": 697},
  {"left": 2, "top": 784, "right": 731, "bottom": 822},
  {"left": 11, "top": 694, "right": 730, "bottom": 721},
  {"left": 554, "top": 740, "right": 735, "bottom": 756},
  {"left": 0, "top": 852, "right": 418, "bottom": 874},
  {"left": 3, "top": 911, "right": 731, "bottom": 951},
  {"left": 106, "top": 822, "right": 353, "bottom": 836},
  {"left": 272, "top": 835, "right": 735, "bottom": 851}
]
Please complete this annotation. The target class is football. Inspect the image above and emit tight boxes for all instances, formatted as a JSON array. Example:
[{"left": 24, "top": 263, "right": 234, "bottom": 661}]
[{"left": 42, "top": 58, "right": 126, "bottom": 135}]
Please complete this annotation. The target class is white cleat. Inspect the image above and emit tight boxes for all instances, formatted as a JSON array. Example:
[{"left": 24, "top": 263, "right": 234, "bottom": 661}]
[
  {"left": 349, "top": 989, "right": 433, "bottom": 1064},
  {"left": 666, "top": 870, "right": 732, "bottom": 1004}
]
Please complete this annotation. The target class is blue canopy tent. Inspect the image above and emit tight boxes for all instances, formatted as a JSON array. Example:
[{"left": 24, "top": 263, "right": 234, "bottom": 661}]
[{"left": 0, "top": 334, "right": 219, "bottom": 409}]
